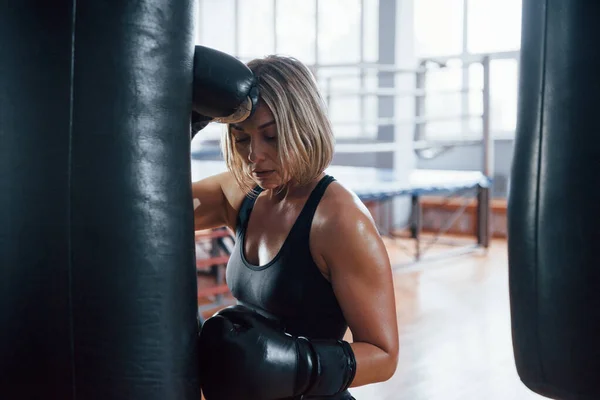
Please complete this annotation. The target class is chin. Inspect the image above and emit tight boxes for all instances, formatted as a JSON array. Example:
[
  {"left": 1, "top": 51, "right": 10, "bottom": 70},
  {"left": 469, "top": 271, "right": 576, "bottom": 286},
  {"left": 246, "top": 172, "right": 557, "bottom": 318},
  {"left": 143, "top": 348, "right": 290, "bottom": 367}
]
[
  {"left": 255, "top": 181, "right": 281, "bottom": 190},
  {"left": 251, "top": 171, "right": 290, "bottom": 191},
  {"left": 253, "top": 175, "right": 285, "bottom": 191}
]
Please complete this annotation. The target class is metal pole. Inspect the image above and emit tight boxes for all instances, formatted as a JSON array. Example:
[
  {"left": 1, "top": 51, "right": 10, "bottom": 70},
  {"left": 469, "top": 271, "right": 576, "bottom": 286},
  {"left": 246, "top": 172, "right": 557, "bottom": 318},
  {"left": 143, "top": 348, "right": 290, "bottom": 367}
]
[
  {"left": 478, "top": 55, "right": 492, "bottom": 248},
  {"left": 326, "top": 76, "right": 332, "bottom": 110},
  {"left": 482, "top": 55, "right": 492, "bottom": 177},
  {"left": 414, "top": 60, "right": 427, "bottom": 142}
]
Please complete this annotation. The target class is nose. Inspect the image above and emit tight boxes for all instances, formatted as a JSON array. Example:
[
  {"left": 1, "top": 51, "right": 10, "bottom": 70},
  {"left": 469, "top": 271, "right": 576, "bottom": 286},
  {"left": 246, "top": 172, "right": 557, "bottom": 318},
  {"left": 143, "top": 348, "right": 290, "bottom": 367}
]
[{"left": 247, "top": 139, "right": 267, "bottom": 164}]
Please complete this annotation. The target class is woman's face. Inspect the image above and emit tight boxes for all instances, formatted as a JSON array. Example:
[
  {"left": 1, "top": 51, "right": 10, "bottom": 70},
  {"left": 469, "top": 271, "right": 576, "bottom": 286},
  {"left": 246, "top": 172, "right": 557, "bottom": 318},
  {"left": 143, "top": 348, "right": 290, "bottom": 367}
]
[{"left": 230, "top": 103, "right": 285, "bottom": 190}]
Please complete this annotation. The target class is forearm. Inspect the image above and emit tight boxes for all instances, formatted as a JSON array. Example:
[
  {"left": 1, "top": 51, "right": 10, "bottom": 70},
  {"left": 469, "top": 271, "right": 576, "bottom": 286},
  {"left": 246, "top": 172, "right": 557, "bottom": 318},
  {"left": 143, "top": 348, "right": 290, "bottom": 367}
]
[
  {"left": 193, "top": 210, "right": 227, "bottom": 232},
  {"left": 349, "top": 342, "right": 398, "bottom": 387},
  {"left": 191, "top": 172, "right": 239, "bottom": 231}
]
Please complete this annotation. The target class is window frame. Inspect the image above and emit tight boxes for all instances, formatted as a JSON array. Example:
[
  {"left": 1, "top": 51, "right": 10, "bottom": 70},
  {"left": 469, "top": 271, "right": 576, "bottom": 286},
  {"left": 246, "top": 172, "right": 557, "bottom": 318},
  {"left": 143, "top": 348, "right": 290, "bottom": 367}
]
[
  {"left": 198, "top": 0, "right": 376, "bottom": 140},
  {"left": 416, "top": 0, "right": 521, "bottom": 142},
  {"left": 196, "top": 0, "right": 520, "bottom": 142}
]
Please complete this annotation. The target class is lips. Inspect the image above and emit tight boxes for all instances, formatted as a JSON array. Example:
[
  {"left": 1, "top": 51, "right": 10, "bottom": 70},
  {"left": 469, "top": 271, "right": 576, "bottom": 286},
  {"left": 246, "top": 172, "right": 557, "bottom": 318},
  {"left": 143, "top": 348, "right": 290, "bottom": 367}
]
[{"left": 253, "top": 169, "right": 274, "bottom": 178}]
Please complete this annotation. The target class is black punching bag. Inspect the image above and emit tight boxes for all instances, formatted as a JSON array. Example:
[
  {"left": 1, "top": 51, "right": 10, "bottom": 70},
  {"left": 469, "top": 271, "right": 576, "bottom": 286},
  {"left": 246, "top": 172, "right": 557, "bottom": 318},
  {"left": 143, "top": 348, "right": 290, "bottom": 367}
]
[
  {"left": 509, "top": 1, "right": 600, "bottom": 399},
  {"left": 0, "top": 1, "right": 199, "bottom": 399}
]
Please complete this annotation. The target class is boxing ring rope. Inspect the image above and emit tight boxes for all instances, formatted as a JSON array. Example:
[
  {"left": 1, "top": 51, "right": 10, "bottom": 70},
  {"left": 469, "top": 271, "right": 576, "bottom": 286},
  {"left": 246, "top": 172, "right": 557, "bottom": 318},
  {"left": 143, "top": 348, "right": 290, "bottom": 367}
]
[
  {"left": 309, "top": 49, "right": 519, "bottom": 70},
  {"left": 319, "top": 55, "right": 492, "bottom": 162},
  {"left": 312, "top": 54, "right": 495, "bottom": 268}
]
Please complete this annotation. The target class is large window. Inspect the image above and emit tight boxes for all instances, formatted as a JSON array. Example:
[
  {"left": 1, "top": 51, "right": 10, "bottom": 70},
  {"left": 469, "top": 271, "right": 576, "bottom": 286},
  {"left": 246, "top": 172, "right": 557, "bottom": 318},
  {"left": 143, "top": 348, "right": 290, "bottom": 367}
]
[
  {"left": 414, "top": 0, "right": 464, "bottom": 58},
  {"left": 317, "top": 0, "right": 362, "bottom": 65},
  {"left": 238, "top": 0, "right": 275, "bottom": 59},
  {"left": 422, "top": 64, "right": 464, "bottom": 140},
  {"left": 276, "top": 0, "right": 317, "bottom": 64},
  {"left": 414, "top": 0, "right": 522, "bottom": 140},
  {"left": 319, "top": 68, "right": 366, "bottom": 138},
  {"left": 198, "top": 0, "right": 236, "bottom": 55},
  {"left": 196, "top": 0, "right": 381, "bottom": 141},
  {"left": 469, "top": 58, "right": 519, "bottom": 134},
  {"left": 467, "top": 0, "right": 522, "bottom": 54},
  {"left": 195, "top": 0, "right": 521, "bottom": 144},
  {"left": 362, "top": 0, "right": 379, "bottom": 63}
]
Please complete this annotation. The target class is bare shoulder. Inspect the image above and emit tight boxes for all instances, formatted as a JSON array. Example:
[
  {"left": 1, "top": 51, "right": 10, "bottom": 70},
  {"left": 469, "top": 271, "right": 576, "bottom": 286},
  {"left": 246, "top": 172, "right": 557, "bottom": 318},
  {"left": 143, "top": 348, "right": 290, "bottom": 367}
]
[
  {"left": 314, "top": 180, "right": 376, "bottom": 230},
  {"left": 311, "top": 180, "right": 385, "bottom": 276}
]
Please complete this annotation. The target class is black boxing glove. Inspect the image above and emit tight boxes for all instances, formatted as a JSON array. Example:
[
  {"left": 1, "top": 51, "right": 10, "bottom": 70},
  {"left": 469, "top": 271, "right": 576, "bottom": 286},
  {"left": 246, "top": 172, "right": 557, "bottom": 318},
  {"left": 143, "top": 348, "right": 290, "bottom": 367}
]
[
  {"left": 191, "top": 45, "right": 259, "bottom": 137},
  {"left": 198, "top": 305, "right": 356, "bottom": 400},
  {"left": 191, "top": 111, "right": 212, "bottom": 139}
]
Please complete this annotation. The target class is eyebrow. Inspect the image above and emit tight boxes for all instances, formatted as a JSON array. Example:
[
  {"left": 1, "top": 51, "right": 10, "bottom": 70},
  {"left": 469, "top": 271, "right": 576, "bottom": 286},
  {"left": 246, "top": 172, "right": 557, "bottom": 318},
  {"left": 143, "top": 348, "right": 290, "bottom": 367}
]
[{"left": 231, "top": 120, "right": 276, "bottom": 132}]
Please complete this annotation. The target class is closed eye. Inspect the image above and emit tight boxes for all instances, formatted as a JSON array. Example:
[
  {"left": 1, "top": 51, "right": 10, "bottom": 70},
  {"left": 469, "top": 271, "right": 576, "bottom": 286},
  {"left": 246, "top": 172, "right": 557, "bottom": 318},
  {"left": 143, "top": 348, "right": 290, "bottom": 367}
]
[{"left": 234, "top": 137, "right": 249, "bottom": 144}]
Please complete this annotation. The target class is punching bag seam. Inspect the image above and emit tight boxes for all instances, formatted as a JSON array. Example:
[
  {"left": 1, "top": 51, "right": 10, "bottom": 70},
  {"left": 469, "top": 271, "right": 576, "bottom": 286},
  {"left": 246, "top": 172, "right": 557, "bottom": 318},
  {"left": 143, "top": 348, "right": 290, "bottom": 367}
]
[
  {"left": 533, "top": 0, "right": 549, "bottom": 384},
  {"left": 67, "top": 1, "right": 78, "bottom": 398}
]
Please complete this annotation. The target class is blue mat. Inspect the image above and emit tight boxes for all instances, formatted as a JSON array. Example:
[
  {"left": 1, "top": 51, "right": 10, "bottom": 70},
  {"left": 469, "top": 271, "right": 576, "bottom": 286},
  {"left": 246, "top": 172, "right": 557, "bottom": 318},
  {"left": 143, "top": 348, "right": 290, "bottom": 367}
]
[{"left": 191, "top": 160, "right": 491, "bottom": 201}]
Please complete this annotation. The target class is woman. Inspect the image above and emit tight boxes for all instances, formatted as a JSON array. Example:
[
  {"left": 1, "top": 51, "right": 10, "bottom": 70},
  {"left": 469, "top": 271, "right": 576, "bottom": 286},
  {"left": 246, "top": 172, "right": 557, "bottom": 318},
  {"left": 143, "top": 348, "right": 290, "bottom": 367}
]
[{"left": 193, "top": 55, "right": 399, "bottom": 399}]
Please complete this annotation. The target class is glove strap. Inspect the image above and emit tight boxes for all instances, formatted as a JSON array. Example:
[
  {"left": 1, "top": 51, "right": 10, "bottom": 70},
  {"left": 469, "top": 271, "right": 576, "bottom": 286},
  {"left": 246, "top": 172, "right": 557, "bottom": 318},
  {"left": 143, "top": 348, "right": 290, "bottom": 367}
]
[
  {"left": 295, "top": 337, "right": 318, "bottom": 395},
  {"left": 302, "top": 339, "right": 357, "bottom": 397},
  {"left": 339, "top": 340, "right": 357, "bottom": 391}
]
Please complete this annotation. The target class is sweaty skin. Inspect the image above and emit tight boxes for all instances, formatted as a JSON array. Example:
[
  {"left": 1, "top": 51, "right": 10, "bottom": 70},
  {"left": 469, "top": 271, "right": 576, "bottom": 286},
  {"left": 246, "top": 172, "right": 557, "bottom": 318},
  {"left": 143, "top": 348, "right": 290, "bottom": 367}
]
[{"left": 192, "top": 103, "right": 399, "bottom": 387}]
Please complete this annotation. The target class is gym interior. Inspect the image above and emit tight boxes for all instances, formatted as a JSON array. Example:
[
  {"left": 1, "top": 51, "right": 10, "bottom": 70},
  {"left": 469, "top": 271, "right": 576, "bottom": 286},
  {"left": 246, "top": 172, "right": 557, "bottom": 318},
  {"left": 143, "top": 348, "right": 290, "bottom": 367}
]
[
  {"left": 194, "top": 1, "right": 526, "bottom": 398},
  {"left": 3, "top": 0, "right": 596, "bottom": 399}
]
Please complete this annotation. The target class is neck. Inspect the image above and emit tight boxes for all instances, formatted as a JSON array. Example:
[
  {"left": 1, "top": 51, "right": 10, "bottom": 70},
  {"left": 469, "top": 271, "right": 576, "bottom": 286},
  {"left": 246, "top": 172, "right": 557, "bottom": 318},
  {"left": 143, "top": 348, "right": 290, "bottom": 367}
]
[{"left": 265, "top": 173, "right": 325, "bottom": 203}]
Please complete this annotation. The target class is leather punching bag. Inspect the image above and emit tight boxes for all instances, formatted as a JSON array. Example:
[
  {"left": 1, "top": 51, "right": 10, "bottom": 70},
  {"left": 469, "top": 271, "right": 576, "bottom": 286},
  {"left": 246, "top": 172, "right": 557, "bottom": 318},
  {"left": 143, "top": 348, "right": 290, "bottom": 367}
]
[
  {"left": 509, "top": 1, "right": 600, "bottom": 399},
  {"left": 0, "top": 1, "right": 199, "bottom": 399}
]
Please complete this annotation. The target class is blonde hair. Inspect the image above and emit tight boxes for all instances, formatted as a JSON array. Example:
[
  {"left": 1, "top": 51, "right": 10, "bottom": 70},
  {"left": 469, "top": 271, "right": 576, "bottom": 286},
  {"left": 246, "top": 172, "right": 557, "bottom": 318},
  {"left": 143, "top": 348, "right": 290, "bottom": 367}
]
[{"left": 221, "top": 55, "right": 335, "bottom": 194}]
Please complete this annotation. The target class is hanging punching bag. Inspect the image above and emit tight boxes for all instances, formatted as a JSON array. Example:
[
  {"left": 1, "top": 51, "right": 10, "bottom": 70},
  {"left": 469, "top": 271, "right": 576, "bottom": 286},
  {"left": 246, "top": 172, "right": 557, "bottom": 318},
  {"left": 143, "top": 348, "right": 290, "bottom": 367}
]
[
  {"left": 509, "top": 1, "right": 600, "bottom": 399},
  {"left": 0, "top": 1, "right": 199, "bottom": 399}
]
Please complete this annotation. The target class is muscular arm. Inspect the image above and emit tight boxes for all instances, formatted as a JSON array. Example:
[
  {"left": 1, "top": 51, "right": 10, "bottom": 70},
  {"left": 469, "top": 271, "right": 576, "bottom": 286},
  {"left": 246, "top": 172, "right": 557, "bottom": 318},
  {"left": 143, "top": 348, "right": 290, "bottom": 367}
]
[
  {"left": 197, "top": 184, "right": 398, "bottom": 399},
  {"left": 192, "top": 171, "right": 245, "bottom": 232},
  {"left": 313, "top": 190, "right": 399, "bottom": 386}
]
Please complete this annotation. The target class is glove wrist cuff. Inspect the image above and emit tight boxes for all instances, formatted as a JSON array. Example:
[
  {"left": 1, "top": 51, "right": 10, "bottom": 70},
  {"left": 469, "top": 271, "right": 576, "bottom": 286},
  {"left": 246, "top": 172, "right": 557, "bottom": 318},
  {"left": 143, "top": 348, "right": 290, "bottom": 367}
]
[
  {"left": 302, "top": 339, "right": 357, "bottom": 397},
  {"left": 295, "top": 337, "right": 317, "bottom": 395}
]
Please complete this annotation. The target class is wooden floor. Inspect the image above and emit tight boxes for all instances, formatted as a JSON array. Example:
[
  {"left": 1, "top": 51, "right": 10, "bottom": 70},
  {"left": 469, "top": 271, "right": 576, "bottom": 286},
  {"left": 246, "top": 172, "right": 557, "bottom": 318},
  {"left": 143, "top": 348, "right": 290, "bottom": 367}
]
[
  {"left": 197, "top": 235, "right": 548, "bottom": 399},
  {"left": 348, "top": 237, "right": 546, "bottom": 400}
]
